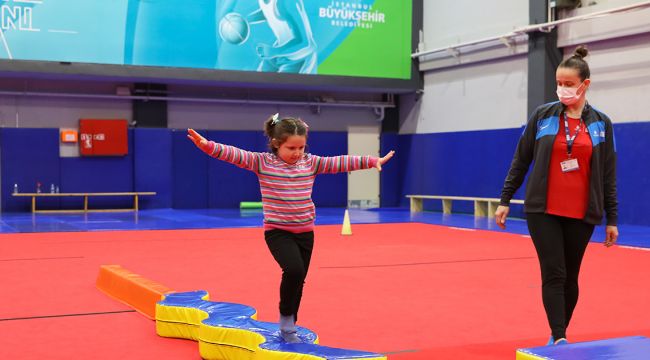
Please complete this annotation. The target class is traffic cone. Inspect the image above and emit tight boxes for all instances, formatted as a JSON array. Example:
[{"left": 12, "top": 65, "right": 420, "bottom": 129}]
[{"left": 341, "top": 209, "right": 352, "bottom": 235}]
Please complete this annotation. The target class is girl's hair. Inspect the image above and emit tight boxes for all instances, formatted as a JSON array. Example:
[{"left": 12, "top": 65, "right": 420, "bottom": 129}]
[
  {"left": 558, "top": 45, "right": 590, "bottom": 81},
  {"left": 263, "top": 114, "right": 309, "bottom": 154}
]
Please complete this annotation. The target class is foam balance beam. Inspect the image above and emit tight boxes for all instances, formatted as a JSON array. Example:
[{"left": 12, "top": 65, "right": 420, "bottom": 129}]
[
  {"left": 96, "top": 265, "right": 172, "bottom": 319},
  {"left": 516, "top": 336, "right": 650, "bottom": 360},
  {"left": 157, "top": 290, "right": 386, "bottom": 360}
]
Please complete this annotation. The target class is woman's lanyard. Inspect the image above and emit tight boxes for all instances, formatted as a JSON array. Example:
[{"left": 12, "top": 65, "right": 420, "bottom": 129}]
[
  {"left": 559, "top": 113, "right": 583, "bottom": 173},
  {"left": 563, "top": 113, "right": 583, "bottom": 158}
]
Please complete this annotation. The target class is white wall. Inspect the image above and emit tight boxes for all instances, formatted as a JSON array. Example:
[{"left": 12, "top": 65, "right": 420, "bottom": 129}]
[
  {"left": 555, "top": 0, "right": 650, "bottom": 122},
  {"left": 0, "top": 95, "right": 131, "bottom": 128},
  {"left": 421, "top": 0, "right": 529, "bottom": 51},
  {"left": 558, "top": 1, "right": 650, "bottom": 48},
  {"left": 406, "top": 0, "right": 650, "bottom": 135},
  {"left": 567, "top": 32, "right": 650, "bottom": 123},
  {"left": 404, "top": 0, "right": 529, "bottom": 134},
  {"left": 401, "top": 55, "right": 528, "bottom": 134}
]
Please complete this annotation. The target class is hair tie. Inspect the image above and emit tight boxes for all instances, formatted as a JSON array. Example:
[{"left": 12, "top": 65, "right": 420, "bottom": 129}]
[{"left": 271, "top": 113, "right": 280, "bottom": 125}]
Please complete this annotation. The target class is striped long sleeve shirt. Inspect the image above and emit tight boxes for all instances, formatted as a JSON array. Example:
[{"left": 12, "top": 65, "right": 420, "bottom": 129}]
[{"left": 206, "top": 141, "right": 378, "bottom": 233}]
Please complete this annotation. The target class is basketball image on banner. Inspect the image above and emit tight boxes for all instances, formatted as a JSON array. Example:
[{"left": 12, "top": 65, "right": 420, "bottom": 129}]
[
  {"left": 219, "top": 12, "right": 250, "bottom": 45},
  {"left": 0, "top": 0, "right": 411, "bottom": 79},
  {"left": 79, "top": 119, "right": 128, "bottom": 156}
]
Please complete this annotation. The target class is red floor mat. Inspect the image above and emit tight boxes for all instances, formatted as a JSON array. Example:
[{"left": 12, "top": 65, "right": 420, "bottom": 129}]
[{"left": 1, "top": 223, "right": 649, "bottom": 359}]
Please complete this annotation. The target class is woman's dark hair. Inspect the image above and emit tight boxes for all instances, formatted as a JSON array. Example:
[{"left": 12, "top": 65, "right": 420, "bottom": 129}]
[
  {"left": 263, "top": 114, "right": 309, "bottom": 154},
  {"left": 558, "top": 45, "right": 590, "bottom": 81}
]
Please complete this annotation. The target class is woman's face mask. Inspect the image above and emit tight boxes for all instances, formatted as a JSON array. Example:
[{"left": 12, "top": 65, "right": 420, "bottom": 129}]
[
  {"left": 556, "top": 67, "right": 589, "bottom": 106},
  {"left": 556, "top": 83, "right": 585, "bottom": 106}
]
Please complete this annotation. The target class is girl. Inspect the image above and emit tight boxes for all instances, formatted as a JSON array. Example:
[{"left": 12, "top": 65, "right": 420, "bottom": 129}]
[{"left": 187, "top": 114, "right": 394, "bottom": 343}]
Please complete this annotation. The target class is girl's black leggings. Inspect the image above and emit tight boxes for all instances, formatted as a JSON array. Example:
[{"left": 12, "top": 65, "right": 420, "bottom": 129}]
[
  {"left": 526, "top": 213, "right": 595, "bottom": 340},
  {"left": 264, "top": 229, "right": 314, "bottom": 321}
]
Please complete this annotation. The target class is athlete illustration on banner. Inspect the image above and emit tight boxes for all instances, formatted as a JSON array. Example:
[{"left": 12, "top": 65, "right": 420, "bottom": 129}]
[{"left": 218, "top": 0, "right": 317, "bottom": 74}]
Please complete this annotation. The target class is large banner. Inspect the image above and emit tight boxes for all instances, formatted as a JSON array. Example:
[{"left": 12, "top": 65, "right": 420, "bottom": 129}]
[{"left": 0, "top": 0, "right": 411, "bottom": 79}]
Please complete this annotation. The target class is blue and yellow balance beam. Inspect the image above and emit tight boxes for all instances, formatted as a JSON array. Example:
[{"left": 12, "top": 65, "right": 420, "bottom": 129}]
[
  {"left": 156, "top": 290, "right": 386, "bottom": 360},
  {"left": 516, "top": 336, "right": 650, "bottom": 360}
]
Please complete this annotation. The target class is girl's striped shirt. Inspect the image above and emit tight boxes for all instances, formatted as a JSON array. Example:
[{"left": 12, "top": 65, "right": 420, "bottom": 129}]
[{"left": 205, "top": 141, "right": 378, "bottom": 233}]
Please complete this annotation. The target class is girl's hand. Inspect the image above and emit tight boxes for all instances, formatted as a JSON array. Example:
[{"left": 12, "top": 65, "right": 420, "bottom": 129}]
[
  {"left": 604, "top": 225, "right": 618, "bottom": 247},
  {"left": 187, "top": 128, "right": 211, "bottom": 153},
  {"left": 495, "top": 205, "right": 510, "bottom": 229},
  {"left": 376, "top": 150, "right": 395, "bottom": 171}
]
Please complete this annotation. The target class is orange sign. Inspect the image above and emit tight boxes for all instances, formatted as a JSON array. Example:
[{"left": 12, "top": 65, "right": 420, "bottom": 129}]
[{"left": 60, "top": 130, "right": 78, "bottom": 143}]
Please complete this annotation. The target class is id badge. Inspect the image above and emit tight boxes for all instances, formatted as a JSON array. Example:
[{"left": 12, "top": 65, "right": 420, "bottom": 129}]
[{"left": 560, "top": 158, "right": 579, "bottom": 172}]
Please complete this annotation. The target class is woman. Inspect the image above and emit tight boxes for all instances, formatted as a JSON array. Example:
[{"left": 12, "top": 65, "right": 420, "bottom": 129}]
[{"left": 495, "top": 45, "right": 619, "bottom": 345}]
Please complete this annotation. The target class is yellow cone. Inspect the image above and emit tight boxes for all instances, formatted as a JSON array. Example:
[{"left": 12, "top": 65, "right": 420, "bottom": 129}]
[{"left": 341, "top": 209, "right": 352, "bottom": 235}]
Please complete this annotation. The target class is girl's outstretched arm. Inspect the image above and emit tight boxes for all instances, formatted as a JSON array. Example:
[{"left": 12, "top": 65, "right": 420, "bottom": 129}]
[
  {"left": 187, "top": 128, "right": 262, "bottom": 172},
  {"left": 311, "top": 150, "right": 395, "bottom": 174}
]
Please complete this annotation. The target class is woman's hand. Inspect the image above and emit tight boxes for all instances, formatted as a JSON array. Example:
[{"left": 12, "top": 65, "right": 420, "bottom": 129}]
[
  {"left": 376, "top": 150, "right": 395, "bottom": 171},
  {"left": 604, "top": 225, "right": 618, "bottom": 247},
  {"left": 187, "top": 128, "right": 211, "bottom": 153},
  {"left": 495, "top": 205, "right": 510, "bottom": 229}
]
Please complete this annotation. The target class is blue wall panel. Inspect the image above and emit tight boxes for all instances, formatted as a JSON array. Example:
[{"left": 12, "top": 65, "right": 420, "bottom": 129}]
[
  {"left": 380, "top": 133, "right": 400, "bottom": 207},
  {"left": 3, "top": 123, "right": 647, "bottom": 226},
  {"left": 133, "top": 128, "right": 172, "bottom": 209},
  {"left": 1, "top": 128, "right": 61, "bottom": 212},
  {"left": 397, "top": 128, "right": 526, "bottom": 216},
  {"left": 395, "top": 122, "right": 648, "bottom": 225},
  {"left": 172, "top": 129, "right": 209, "bottom": 209},
  {"left": 59, "top": 129, "right": 134, "bottom": 209},
  {"left": 308, "top": 132, "right": 348, "bottom": 207},
  {"left": 206, "top": 131, "right": 266, "bottom": 208},
  {"left": 613, "top": 122, "right": 650, "bottom": 226}
]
